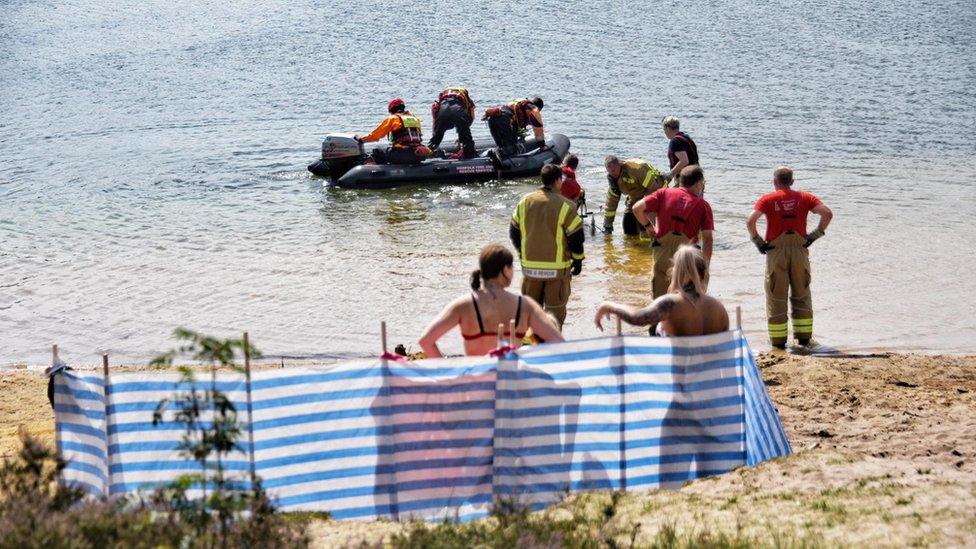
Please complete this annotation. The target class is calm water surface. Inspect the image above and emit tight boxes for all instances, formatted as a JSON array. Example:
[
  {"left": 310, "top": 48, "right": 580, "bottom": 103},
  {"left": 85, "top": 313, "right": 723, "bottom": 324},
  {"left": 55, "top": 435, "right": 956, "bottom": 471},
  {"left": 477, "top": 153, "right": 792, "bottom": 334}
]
[{"left": 2, "top": 0, "right": 975, "bottom": 365}]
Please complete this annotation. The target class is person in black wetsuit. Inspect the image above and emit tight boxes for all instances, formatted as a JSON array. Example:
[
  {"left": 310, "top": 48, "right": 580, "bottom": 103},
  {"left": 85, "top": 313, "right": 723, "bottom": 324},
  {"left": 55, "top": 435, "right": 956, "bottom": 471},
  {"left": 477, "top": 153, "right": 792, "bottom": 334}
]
[{"left": 428, "top": 87, "right": 477, "bottom": 159}]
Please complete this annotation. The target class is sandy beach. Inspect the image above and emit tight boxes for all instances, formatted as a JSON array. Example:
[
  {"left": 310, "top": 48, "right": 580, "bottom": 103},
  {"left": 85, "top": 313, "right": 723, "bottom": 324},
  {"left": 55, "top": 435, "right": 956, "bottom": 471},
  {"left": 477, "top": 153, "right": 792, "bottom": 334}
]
[{"left": 4, "top": 352, "right": 974, "bottom": 547}]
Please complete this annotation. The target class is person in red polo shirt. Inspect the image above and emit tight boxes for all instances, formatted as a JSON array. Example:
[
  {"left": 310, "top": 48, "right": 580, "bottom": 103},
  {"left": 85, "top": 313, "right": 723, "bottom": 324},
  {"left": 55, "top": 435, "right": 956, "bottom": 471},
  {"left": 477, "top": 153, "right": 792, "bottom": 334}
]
[
  {"left": 633, "top": 165, "right": 714, "bottom": 298},
  {"left": 747, "top": 166, "right": 833, "bottom": 349}
]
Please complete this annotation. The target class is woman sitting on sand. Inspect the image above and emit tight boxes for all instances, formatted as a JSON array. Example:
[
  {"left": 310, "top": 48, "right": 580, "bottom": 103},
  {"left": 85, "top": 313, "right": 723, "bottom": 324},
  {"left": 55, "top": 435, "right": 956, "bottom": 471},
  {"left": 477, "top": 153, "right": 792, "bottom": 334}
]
[
  {"left": 419, "top": 244, "right": 564, "bottom": 357},
  {"left": 594, "top": 245, "right": 729, "bottom": 336}
]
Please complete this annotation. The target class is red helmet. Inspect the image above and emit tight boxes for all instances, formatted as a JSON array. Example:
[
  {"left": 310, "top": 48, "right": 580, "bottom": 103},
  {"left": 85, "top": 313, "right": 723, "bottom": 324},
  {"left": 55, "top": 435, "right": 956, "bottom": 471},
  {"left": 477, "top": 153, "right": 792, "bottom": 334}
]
[{"left": 387, "top": 97, "right": 405, "bottom": 114}]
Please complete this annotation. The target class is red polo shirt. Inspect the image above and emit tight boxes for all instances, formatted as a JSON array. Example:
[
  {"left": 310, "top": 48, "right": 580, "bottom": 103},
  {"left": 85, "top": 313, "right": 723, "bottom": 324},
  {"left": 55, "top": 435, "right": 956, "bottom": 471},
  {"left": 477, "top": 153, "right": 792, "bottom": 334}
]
[
  {"left": 642, "top": 187, "right": 714, "bottom": 240},
  {"left": 754, "top": 188, "right": 822, "bottom": 240}
]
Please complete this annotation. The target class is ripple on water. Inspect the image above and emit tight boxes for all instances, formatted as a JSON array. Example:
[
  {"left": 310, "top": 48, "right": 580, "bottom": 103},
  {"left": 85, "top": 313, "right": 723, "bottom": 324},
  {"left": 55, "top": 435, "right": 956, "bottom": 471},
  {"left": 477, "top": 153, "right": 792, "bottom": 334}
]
[{"left": 1, "top": 0, "right": 974, "bottom": 365}]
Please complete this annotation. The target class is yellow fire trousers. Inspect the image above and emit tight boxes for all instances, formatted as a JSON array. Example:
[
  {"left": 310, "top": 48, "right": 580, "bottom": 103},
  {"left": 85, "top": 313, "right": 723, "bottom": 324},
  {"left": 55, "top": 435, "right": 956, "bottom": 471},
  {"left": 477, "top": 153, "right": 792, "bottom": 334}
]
[
  {"left": 651, "top": 232, "right": 691, "bottom": 298},
  {"left": 522, "top": 275, "right": 572, "bottom": 328},
  {"left": 765, "top": 233, "right": 813, "bottom": 345}
]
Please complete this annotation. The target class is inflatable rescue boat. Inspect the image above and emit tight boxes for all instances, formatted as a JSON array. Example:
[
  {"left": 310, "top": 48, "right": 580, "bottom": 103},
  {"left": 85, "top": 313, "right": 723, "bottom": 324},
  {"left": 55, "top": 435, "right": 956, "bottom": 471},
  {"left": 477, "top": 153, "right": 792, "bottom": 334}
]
[{"left": 307, "top": 134, "right": 571, "bottom": 189}]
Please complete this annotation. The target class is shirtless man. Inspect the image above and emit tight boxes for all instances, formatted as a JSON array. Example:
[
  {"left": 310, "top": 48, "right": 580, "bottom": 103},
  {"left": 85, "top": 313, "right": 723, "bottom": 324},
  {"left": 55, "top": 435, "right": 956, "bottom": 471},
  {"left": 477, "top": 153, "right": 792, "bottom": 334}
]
[{"left": 593, "top": 245, "right": 729, "bottom": 336}]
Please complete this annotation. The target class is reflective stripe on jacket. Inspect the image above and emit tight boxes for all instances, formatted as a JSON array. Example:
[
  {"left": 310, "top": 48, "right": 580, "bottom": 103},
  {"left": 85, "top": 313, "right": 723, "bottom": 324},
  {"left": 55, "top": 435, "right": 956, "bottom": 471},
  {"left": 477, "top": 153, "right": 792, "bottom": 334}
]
[{"left": 511, "top": 189, "right": 584, "bottom": 272}]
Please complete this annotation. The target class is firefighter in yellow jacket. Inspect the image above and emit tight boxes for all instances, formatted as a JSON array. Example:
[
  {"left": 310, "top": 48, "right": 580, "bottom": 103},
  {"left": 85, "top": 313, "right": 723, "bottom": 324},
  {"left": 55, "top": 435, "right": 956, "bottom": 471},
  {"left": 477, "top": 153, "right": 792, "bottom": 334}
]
[
  {"left": 510, "top": 164, "right": 585, "bottom": 328},
  {"left": 603, "top": 155, "right": 668, "bottom": 235}
]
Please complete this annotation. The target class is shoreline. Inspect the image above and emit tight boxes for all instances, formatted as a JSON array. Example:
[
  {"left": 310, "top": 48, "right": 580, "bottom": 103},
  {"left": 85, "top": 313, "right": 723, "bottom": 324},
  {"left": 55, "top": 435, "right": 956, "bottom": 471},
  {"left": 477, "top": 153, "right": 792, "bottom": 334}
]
[{"left": 4, "top": 344, "right": 976, "bottom": 372}]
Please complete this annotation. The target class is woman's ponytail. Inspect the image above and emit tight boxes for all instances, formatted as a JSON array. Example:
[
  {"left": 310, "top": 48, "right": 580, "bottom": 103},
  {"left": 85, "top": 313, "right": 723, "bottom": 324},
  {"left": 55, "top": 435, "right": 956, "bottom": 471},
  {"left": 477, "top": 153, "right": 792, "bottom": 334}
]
[{"left": 470, "top": 269, "right": 482, "bottom": 291}]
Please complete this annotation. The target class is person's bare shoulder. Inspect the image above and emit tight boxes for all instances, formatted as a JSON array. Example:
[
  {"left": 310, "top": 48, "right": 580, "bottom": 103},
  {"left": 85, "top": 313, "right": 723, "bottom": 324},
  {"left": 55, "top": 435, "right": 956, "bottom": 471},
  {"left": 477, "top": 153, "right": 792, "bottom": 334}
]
[{"left": 701, "top": 295, "right": 730, "bottom": 326}]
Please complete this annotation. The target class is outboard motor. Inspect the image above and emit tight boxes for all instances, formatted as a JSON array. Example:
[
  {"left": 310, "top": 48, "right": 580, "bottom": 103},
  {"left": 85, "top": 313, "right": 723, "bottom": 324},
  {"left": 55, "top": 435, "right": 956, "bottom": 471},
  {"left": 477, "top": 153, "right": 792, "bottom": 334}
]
[{"left": 308, "top": 134, "right": 366, "bottom": 180}]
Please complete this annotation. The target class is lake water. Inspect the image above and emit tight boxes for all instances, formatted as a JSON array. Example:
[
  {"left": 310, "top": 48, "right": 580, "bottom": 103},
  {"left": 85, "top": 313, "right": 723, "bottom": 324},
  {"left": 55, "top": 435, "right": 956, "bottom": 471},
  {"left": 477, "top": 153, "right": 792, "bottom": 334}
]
[{"left": 2, "top": 0, "right": 975, "bottom": 366}]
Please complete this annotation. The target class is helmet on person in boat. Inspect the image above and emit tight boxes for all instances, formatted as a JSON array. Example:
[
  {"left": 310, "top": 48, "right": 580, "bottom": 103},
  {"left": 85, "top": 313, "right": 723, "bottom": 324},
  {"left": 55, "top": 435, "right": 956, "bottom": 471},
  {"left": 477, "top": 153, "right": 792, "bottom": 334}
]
[{"left": 387, "top": 97, "right": 406, "bottom": 114}]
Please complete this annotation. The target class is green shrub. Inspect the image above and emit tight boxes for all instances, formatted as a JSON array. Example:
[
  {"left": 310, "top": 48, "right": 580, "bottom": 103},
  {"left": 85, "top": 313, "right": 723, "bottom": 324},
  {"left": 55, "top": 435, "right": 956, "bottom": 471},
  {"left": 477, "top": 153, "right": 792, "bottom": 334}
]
[{"left": 0, "top": 329, "right": 312, "bottom": 548}]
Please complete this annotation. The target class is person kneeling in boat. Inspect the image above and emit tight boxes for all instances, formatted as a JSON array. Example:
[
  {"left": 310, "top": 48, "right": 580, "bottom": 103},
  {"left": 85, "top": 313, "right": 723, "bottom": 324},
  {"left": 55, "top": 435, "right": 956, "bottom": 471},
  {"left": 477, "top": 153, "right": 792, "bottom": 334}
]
[
  {"left": 428, "top": 87, "right": 477, "bottom": 159},
  {"left": 594, "top": 245, "right": 728, "bottom": 336},
  {"left": 355, "top": 98, "right": 430, "bottom": 164},
  {"left": 481, "top": 96, "right": 545, "bottom": 160},
  {"left": 419, "top": 244, "right": 563, "bottom": 357}
]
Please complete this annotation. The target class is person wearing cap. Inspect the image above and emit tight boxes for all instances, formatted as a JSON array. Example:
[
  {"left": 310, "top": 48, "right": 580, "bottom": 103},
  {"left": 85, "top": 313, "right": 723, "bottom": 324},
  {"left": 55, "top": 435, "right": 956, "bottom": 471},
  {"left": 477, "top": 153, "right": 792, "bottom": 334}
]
[
  {"left": 482, "top": 96, "right": 545, "bottom": 159},
  {"left": 355, "top": 98, "right": 429, "bottom": 164},
  {"left": 632, "top": 164, "right": 714, "bottom": 298},
  {"left": 661, "top": 115, "right": 699, "bottom": 183},
  {"left": 746, "top": 166, "right": 833, "bottom": 349}
]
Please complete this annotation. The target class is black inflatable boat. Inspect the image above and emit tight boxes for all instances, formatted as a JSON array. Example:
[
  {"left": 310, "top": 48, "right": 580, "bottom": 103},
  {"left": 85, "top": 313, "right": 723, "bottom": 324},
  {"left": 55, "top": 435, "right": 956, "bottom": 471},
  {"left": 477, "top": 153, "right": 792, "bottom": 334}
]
[{"left": 307, "top": 134, "right": 571, "bottom": 189}]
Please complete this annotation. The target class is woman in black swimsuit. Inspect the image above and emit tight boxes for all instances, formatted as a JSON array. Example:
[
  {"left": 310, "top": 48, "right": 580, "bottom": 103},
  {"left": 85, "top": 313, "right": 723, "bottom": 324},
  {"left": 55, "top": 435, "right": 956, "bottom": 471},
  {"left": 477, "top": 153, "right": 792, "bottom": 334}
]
[{"left": 419, "top": 244, "right": 563, "bottom": 357}]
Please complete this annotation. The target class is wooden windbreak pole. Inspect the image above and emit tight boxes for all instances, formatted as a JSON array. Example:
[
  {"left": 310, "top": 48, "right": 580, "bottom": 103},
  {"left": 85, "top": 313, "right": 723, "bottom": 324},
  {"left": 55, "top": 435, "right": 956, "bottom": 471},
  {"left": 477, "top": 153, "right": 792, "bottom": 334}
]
[
  {"left": 378, "top": 321, "right": 399, "bottom": 520},
  {"left": 101, "top": 353, "right": 112, "bottom": 496},
  {"left": 736, "top": 306, "right": 743, "bottom": 331},
  {"left": 496, "top": 323, "right": 505, "bottom": 350},
  {"left": 243, "top": 332, "right": 257, "bottom": 492},
  {"left": 616, "top": 315, "right": 623, "bottom": 336},
  {"left": 509, "top": 319, "right": 517, "bottom": 348},
  {"left": 51, "top": 344, "right": 62, "bottom": 488}
]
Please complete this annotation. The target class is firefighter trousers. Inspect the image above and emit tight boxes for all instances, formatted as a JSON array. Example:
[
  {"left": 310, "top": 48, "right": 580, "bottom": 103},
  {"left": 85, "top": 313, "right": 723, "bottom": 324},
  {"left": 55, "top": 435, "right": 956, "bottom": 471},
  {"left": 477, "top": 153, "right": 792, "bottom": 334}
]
[
  {"left": 765, "top": 232, "right": 813, "bottom": 345},
  {"left": 522, "top": 275, "right": 571, "bottom": 328},
  {"left": 651, "top": 232, "right": 691, "bottom": 298}
]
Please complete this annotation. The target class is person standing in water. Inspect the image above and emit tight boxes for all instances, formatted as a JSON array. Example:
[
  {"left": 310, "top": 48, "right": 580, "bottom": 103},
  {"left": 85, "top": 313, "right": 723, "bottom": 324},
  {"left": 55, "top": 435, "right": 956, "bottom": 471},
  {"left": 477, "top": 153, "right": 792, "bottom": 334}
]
[
  {"left": 747, "top": 166, "right": 833, "bottom": 348},
  {"left": 510, "top": 164, "right": 585, "bottom": 328},
  {"left": 632, "top": 164, "right": 714, "bottom": 298},
  {"left": 560, "top": 153, "right": 584, "bottom": 206},
  {"left": 419, "top": 244, "right": 563, "bottom": 357},
  {"left": 603, "top": 155, "right": 667, "bottom": 235},
  {"left": 594, "top": 245, "right": 728, "bottom": 336},
  {"left": 662, "top": 115, "right": 699, "bottom": 183}
]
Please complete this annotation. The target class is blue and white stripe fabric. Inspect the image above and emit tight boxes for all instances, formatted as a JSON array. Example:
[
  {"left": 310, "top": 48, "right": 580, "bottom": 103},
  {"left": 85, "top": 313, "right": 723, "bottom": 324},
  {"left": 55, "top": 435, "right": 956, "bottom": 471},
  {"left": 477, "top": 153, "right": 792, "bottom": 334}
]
[
  {"left": 52, "top": 372, "right": 108, "bottom": 496},
  {"left": 54, "top": 331, "right": 790, "bottom": 520},
  {"left": 106, "top": 372, "right": 251, "bottom": 495}
]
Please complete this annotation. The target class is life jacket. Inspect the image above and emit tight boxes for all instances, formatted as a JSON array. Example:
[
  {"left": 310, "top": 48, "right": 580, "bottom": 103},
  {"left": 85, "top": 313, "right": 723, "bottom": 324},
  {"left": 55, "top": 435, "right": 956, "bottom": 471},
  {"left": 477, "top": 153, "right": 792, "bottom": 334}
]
[
  {"left": 389, "top": 112, "right": 423, "bottom": 147},
  {"left": 667, "top": 131, "right": 699, "bottom": 168},
  {"left": 508, "top": 98, "right": 541, "bottom": 129},
  {"left": 432, "top": 87, "right": 475, "bottom": 120}
]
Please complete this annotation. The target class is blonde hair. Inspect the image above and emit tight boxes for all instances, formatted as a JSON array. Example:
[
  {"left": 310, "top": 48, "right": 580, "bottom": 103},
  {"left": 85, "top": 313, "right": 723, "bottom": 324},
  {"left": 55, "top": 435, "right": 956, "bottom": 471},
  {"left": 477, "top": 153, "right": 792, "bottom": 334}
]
[{"left": 668, "top": 245, "right": 708, "bottom": 297}]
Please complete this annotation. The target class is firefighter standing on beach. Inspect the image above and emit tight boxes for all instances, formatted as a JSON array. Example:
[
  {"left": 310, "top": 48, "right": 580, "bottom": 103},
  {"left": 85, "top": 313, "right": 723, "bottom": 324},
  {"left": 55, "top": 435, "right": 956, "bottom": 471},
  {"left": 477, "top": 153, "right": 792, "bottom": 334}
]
[
  {"left": 510, "top": 164, "right": 585, "bottom": 328},
  {"left": 747, "top": 167, "right": 833, "bottom": 348}
]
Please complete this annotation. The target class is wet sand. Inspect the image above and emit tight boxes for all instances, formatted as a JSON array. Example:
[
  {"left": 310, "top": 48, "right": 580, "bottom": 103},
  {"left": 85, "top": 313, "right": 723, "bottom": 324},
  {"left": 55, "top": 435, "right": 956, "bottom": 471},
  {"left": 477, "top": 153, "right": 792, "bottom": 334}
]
[{"left": 3, "top": 353, "right": 975, "bottom": 546}]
